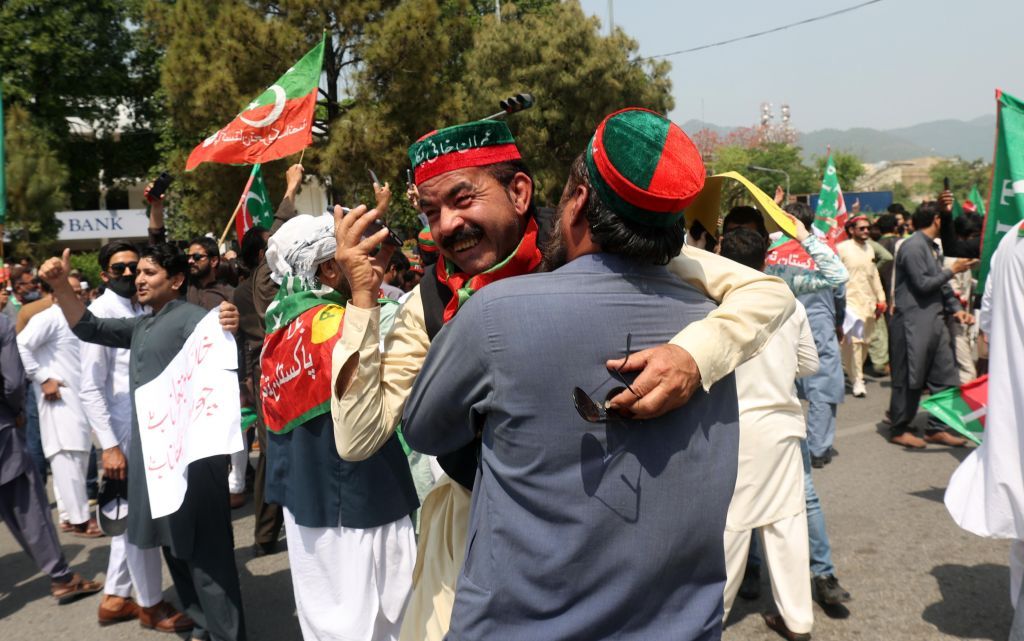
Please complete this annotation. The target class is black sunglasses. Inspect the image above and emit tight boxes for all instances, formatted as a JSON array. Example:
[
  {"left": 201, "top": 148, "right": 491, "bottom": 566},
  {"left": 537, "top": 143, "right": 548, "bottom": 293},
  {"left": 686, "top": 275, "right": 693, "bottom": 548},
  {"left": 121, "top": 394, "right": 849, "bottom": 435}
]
[
  {"left": 108, "top": 261, "right": 139, "bottom": 276},
  {"left": 188, "top": 253, "right": 209, "bottom": 262},
  {"left": 572, "top": 333, "right": 640, "bottom": 423}
]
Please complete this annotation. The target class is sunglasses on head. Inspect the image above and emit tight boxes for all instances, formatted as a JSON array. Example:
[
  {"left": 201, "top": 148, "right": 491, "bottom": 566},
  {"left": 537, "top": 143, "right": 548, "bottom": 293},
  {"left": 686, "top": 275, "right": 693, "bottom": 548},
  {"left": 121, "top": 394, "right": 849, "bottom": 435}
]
[
  {"left": 188, "top": 253, "right": 209, "bottom": 262},
  {"left": 108, "top": 261, "right": 138, "bottom": 276}
]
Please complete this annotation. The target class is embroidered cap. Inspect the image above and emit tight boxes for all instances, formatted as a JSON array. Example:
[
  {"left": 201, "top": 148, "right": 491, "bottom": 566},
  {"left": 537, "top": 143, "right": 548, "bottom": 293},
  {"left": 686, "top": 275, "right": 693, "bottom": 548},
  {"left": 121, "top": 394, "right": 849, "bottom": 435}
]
[
  {"left": 586, "top": 107, "right": 705, "bottom": 227},
  {"left": 417, "top": 226, "right": 438, "bottom": 254},
  {"left": 408, "top": 120, "right": 522, "bottom": 185}
]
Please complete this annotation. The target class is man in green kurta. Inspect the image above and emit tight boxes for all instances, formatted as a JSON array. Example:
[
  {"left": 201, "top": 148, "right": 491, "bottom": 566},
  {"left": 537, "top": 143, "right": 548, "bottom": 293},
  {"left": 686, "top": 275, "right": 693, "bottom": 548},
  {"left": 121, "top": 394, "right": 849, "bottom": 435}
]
[{"left": 39, "top": 244, "right": 246, "bottom": 641}]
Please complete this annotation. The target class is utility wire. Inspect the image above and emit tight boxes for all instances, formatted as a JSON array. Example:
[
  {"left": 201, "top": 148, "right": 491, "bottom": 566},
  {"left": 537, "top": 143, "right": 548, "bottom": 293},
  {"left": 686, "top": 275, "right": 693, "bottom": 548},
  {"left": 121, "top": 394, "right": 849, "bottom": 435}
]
[{"left": 639, "top": 0, "right": 883, "bottom": 60}]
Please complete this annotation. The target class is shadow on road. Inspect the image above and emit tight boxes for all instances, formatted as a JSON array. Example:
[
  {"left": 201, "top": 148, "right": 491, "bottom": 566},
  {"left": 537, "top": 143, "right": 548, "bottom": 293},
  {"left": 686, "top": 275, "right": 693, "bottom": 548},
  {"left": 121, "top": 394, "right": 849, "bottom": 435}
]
[
  {"left": 923, "top": 563, "right": 1012, "bottom": 640},
  {"left": 0, "top": 542, "right": 107, "bottom": 620}
]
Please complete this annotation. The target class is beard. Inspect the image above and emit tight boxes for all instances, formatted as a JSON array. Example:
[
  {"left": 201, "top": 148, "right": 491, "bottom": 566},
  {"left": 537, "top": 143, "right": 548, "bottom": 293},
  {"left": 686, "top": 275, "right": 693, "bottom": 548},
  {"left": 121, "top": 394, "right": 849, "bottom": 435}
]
[
  {"left": 538, "top": 204, "right": 569, "bottom": 273},
  {"left": 190, "top": 263, "right": 212, "bottom": 280}
]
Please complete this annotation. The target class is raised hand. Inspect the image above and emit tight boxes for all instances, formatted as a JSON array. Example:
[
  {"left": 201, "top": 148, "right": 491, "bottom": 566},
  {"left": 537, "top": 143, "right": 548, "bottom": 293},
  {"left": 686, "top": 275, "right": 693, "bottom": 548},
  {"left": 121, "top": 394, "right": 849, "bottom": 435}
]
[
  {"left": 38, "top": 248, "right": 72, "bottom": 289},
  {"left": 333, "top": 204, "right": 395, "bottom": 309}
]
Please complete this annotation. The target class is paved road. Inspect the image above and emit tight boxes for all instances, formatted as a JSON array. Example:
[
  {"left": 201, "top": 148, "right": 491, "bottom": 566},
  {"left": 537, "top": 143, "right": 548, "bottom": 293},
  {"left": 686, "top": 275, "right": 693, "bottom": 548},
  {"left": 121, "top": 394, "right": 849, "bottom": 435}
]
[{"left": 0, "top": 373, "right": 1013, "bottom": 640}]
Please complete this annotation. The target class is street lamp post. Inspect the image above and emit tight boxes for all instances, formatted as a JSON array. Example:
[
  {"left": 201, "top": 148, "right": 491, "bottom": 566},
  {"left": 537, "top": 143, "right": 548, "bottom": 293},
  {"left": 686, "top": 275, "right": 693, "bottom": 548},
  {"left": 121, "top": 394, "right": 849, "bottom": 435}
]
[{"left": 748, "top": 165, "right": 790, "bottom": 203}]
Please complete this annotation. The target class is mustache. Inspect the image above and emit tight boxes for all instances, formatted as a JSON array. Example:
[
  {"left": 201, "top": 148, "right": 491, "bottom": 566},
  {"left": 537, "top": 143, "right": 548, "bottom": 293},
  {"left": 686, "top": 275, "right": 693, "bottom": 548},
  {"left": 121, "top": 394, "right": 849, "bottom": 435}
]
[{"left": 439, "top": 224, "right": 484, "bottom": 252}]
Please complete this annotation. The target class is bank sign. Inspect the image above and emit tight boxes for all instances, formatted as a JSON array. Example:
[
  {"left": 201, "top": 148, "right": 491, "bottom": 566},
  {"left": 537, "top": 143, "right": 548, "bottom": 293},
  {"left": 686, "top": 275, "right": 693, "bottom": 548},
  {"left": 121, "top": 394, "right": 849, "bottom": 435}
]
[{"left": 56, "top": 209, "right": 150, "bottom": 241}]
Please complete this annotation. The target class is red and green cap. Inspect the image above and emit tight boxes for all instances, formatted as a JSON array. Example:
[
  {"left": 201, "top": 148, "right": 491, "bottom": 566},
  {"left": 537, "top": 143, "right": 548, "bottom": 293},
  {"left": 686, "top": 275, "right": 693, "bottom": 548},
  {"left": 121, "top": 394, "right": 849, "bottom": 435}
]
[
  {"left": 585, "top": 107, "right": 705, "bottom": 228},
  {"left": 408, "top": 120, "right": 521, "bottom": 185},
  {"left": 417, "top": 226, "right": 438, "bottom": 254}
]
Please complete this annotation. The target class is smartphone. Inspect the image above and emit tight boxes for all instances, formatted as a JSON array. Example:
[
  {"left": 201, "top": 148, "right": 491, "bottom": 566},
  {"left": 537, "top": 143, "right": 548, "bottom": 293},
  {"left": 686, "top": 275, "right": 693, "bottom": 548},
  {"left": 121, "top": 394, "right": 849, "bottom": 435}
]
[
  {"left": 406, "top": 169, "right": 413, "bottom": 186},
  {"left": 342, "top": 206, "right": 402, "bottom": 247},
  {"left": 943, "top": 177, "right": 950, "bottom": 191},
  {"left": 147, "top": 172, "right": 173, "bottom": 202},
  {"left": 368, "top": 168, "right": 381, "bottom": 186}
]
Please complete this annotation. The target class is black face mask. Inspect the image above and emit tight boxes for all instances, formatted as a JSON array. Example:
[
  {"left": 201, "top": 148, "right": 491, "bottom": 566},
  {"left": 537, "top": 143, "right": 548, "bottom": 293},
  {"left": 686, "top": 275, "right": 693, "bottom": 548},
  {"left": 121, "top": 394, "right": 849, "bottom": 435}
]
[{"left": 107, "top": 276, "right": 136, "bottom": 299}]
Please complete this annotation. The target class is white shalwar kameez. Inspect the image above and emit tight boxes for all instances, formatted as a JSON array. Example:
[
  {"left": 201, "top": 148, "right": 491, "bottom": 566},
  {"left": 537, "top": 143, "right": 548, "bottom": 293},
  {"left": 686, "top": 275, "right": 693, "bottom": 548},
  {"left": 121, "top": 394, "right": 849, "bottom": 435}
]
[
  {"left": 79, "top": 289, "right": 164, "bottom": 606},
  {"left": 17, "top": 305, "right": 92, "bottom": 525},
  {"left": 283, "top": 508, "right": 416, "bottom": 641},
  {"left": 945, "top": 221, "right": 1024, "bottom": 609},
  {"left": 723, "top": 302, "right": 819, "bottom": 635}
]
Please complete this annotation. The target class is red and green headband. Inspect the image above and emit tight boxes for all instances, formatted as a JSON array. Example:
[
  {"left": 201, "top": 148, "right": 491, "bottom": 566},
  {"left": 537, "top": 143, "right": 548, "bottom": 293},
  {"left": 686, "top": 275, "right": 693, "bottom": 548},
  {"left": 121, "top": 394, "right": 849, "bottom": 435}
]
[
  {"left": 408, "top": 120, "right": 522, "bottom": 185},
  {"left": 585, "top": 107, "right": 705, "bottom": 228}
]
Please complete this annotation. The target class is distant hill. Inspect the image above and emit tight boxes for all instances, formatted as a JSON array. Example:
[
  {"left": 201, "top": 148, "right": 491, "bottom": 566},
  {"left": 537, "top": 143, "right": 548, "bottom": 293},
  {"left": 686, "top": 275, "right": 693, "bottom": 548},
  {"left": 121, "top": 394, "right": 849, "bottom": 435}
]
[{"left": 680, "top": 115, "right": 996, "bottom": 163}]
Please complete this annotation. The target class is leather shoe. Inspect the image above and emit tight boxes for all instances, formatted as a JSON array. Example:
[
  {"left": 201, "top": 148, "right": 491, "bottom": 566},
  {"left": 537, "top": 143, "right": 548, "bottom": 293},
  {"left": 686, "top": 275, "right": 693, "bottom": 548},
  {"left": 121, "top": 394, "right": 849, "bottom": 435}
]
[
  {"left": 924, "top": 431, "right": 968, "bottom": 447},
  {"left": 890, "top": 432, "right": 926, "bottom": 449},
  {"left": 98, "top": 595, "right": 140, "bottom": 625},
  {"left": 762, "top": 612, "right": 811, "bottom": 640},
  {"left": 229, "top": 492, "right": 247, "bottom": 509},
  {"left": 139, "top": 601, "right": 194, "bottom": 633},
  {"left": 253, "top": 540, "right": 278, "bottom": 558},
  {"left": 812, "top": 574, "right": 851, "bottom": 605}
]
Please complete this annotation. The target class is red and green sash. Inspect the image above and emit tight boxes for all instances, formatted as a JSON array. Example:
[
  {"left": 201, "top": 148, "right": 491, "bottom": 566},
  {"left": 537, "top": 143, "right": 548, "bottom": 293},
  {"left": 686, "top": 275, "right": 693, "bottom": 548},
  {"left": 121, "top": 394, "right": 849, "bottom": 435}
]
[
  {"left": 435, "top": 217, "right": 542, "bottom": 322},
  {"left": 260, "top": 279, "right": 346, "bottom": 434}
]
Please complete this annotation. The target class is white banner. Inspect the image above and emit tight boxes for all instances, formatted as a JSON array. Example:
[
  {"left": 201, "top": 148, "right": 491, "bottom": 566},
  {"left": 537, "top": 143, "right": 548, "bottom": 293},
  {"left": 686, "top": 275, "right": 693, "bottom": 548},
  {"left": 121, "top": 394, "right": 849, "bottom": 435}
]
[{"left": 135, "top": 309, "right": 242, "bottom": 518}]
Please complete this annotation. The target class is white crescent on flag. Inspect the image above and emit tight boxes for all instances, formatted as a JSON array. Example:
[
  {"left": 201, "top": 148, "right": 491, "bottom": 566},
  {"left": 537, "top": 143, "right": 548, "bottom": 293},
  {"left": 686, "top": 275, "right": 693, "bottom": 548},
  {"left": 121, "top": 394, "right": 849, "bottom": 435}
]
[{"left": 239, "top": 85, "right": 287, "bottom": 128}]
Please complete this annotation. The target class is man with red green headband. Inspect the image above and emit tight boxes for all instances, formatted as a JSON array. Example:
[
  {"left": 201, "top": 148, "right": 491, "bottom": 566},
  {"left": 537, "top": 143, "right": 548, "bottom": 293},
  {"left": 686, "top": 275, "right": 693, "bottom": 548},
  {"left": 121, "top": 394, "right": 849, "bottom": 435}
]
[{"left": 331, "top": 114, "right": 796, "bottom": 641}]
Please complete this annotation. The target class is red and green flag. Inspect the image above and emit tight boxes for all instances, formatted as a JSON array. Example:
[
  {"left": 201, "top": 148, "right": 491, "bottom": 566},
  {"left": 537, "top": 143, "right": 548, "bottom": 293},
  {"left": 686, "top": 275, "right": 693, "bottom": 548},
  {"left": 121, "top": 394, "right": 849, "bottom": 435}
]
[
  {"left": 234, "top": 164, "right": 274, "bottom": 240},
  {"left": 186, "top": 36, "right": 324, "bottom": 171},
  {"left": 259, "top": 278, "right": 346, "bottom": 434},
  {"left": 814, "top": 152, "right": 848, "bottom": 245},
  {"left": 979, "top": 89, "right": 1024, "bottom": 290},
  {"left": 921, "top": 375, "right": 988, "bottom": 445}
]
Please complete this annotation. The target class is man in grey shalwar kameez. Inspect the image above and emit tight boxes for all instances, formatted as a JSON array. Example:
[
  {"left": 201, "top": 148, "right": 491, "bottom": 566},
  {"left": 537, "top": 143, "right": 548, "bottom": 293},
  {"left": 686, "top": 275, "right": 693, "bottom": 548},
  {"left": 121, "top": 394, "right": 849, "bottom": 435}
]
[
  {"left": 39, "top": 244, "right": 245, "bottom": 640},
  {"left": 0, "top": 311, "right": 104, "bottom": 604},
  {"left": 888, "top": 203, "right": 977, "bottom": 448}
]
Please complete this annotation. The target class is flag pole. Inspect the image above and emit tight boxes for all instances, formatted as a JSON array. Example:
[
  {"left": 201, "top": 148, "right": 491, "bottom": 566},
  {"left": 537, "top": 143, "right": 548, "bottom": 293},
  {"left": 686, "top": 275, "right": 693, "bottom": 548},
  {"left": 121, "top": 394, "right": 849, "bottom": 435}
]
[{"left": 218, "top": 199, "right": 245, "bottom": 247}]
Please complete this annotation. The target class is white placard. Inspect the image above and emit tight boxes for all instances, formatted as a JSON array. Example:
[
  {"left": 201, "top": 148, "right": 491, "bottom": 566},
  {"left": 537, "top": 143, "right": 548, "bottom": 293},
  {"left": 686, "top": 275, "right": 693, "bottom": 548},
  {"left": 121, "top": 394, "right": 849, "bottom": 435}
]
[
  {"left": 56, "top": 209, "right": 151, "bottom": 241},
  {"left": 135, "top": 309, "right": 242, "bottom": 518}
]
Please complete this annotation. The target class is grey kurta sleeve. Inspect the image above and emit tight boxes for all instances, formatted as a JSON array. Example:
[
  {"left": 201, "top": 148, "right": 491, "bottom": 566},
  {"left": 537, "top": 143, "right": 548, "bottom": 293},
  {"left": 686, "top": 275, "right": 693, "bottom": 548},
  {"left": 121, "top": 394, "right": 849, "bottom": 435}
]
[
  {"left": 0, "top": 315, "right": 25, "bottom": 414},
  {"left": 901, "top": 240, "right": 953, "bottom": 296},
  {"left": 70, "top": 309, "right": 141, "bottom": 350},
  {"left": 402, "top": 300, "right": 493, "bottom": 456}
]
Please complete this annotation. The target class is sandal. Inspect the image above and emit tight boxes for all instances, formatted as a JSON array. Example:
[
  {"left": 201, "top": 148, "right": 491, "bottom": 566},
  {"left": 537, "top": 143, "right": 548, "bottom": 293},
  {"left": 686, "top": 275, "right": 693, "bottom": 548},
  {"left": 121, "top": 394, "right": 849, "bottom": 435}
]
[
  {"left": 51, "top": 573, "right": 103, "bottom": 605},
  {"left": 59, "top": 520, "right": 74, "bottom": 533},
  {"left": 72, "top": 518, "right": 104, "bottom": 538}
]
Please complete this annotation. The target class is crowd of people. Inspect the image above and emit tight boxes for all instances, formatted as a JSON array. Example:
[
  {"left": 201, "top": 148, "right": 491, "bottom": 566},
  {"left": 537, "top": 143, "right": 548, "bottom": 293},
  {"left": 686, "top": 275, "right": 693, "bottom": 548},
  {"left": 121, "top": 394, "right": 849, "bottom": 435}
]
[{"left": 0, "top": 104, "right": 1015, "bottom": 641}]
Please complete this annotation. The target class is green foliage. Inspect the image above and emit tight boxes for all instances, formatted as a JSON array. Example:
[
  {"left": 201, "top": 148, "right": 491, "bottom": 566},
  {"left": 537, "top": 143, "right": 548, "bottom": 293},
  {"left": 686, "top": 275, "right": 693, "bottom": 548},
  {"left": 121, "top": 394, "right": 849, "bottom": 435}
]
[
  {"left": 813, "top": 150, "right": 865, "bottom": 193},
  {"left": 928, "top": 157, "right": 991, "bottom": 202},
  {"left": 1, "top": 0, "right": 161, "bottom": 208},
  {"left": 885, "top": 181, "right": 915, "bottom": 207},
  {"left": 3, "top": 105, "right": 68, "bottom": 260},
  {"left": 150, "top": 0, "right": 673, "bottom": 233},
  {"left": 69, "top": 251, "right": 102, "bottom": 290},
  {"left": 710, "top": 143, "right": 817, "bottom": 198}
]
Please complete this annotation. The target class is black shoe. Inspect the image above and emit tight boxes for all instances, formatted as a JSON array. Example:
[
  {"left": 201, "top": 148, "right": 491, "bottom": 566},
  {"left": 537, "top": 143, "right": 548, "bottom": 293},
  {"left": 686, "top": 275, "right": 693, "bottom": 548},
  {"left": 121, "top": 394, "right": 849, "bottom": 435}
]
[
  {"left": 828, "top": 447, "right": 838, "bottom": 458},
  {"left": 810, "top": 455, "right": 827, "bottom": 469},
  {"left": 813, "top": 574, "right": 851, "bottom": 605},
  {"left": 252, "top": 541, "right": 278, "bottom": 558},
  {"left": 739, "top": 565, "right": 761, "bottom": 600}
]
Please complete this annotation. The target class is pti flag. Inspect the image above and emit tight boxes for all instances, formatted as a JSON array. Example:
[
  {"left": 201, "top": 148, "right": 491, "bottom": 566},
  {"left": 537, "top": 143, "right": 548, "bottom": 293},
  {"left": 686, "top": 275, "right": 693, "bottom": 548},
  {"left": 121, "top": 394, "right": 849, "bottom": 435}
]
[
  {"left": 814, "top": 153, "right": 848, "bottom": 245},
  {"left": 234, "top": 164, "right": 274, "bottom": 240},
  {"left": 186, "top": 36, "right": 324, "bottom": 171},
  {"left": 969, "top": 184, "right": 987, "bottom": 218},
  {"left": 979, "top": 89, "right": 1024, "bottom": 291},
  {"left": 921, "top": 375, "right": 988, "bottom": 445},
  {"left": 260, "top": 278, "right": 346, "bottom": 435}
]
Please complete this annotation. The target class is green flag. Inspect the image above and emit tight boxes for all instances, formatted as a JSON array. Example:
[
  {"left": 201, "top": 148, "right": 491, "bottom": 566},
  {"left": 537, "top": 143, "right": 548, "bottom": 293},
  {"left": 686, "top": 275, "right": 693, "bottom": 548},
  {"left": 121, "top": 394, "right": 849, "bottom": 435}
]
[
  {"left": 968, "top": 184, "right": 987, "bottom": 218},
  {"left": 951, "top": 196, "right": 964, "bottom": 220},
  {"left": 234, "top": 164, "right": 274, "bottom": 240},
  {"left": 979, "top": 89, "right": 1024, "bottom": 290},
  {"left": 0, "top": 81, "right": 6, "bottom": 225},
  {"left": 814, "top": 153, "right": 847, "bottom": 244}
]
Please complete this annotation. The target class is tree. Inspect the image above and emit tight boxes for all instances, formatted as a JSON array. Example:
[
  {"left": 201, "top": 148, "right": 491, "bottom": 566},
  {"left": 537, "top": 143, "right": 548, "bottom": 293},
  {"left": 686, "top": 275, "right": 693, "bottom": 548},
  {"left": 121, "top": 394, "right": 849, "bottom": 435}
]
[
  {"left": 3, "top": 105, "right": 68, "bottom": 260},
  {"left": 1, "top": 0, "right": 162, "bottom": 208},
  {"left": 813, "top": 150, "right": 865, "bottom": 193},
  {"left": 150, "top": 0, "right": 672, "bottom": 234},
  {"left": 707, "top": 143, "right": 816, "bottom": 197},
  {"left": 928, "top": 157, "right": 991, "bottom": 202}
]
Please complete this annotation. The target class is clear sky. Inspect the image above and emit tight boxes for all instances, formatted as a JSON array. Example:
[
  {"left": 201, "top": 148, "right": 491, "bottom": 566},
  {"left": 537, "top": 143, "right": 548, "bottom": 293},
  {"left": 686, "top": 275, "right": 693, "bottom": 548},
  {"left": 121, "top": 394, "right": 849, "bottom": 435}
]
[{"left": 578, "top": 0, "right": 1024, "bottom": 131}]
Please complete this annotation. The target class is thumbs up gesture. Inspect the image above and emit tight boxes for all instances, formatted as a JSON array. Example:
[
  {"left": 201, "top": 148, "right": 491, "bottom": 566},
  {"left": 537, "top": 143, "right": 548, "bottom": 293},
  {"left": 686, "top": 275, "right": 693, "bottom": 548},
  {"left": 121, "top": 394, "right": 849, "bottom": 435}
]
[{"left": 38, "top": 248, "right": 72, "bottom": 289}]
